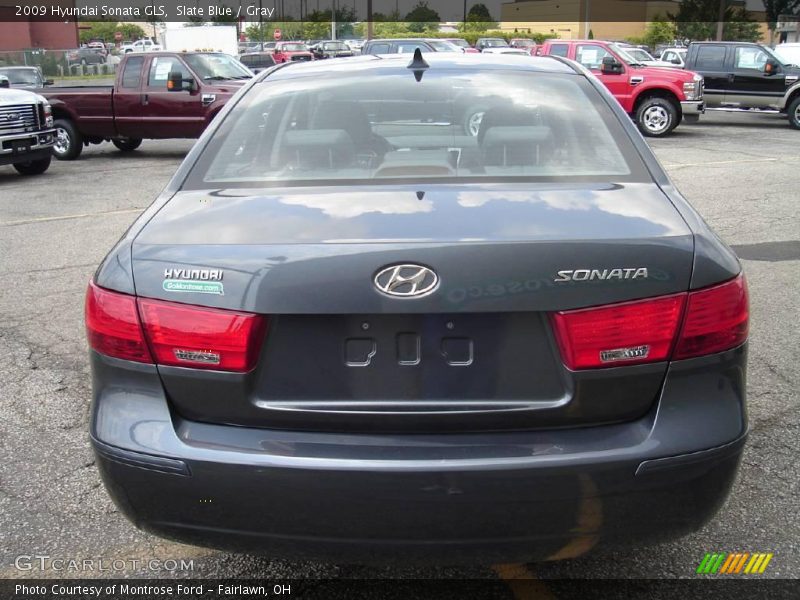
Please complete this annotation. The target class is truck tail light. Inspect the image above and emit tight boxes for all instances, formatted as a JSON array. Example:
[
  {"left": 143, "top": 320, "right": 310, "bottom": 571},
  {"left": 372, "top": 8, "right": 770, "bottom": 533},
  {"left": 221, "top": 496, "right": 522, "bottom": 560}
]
[
  {"left": 551, "top": 275, "right": 748, "bottom": 370},
  {"left": 85, "top": 282, "right": 153, "bottom": 364},
  {"left": 137, "top": 298, "right": 267, "bottom": 373},
  {"left": 85, "top": 282, "right": 267, "bottom": 372}
]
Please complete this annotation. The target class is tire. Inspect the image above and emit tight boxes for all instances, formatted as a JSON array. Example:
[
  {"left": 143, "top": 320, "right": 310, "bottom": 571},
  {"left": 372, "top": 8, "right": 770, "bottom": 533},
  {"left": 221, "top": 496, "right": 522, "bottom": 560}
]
[
  {"left": 635, "top": 96, "right": 679, "bottom": 137},
  {"left": 112, "top": 138, "right": 142, "bottom": 152},
  {"left": 788, "top": 96, "right": 800, "bottom": 130},
  {"left": 13, "top": 156, "right": 51, "bottom": 176},
  {"left": 52, "top": 118, "right": 83, "bottom": 160}
]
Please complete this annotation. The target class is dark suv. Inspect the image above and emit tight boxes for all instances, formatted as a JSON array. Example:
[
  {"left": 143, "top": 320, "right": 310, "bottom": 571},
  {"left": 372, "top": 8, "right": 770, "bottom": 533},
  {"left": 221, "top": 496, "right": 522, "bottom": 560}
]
[{"left": 684, "top": 41, "right": 800, "bottom": 128}]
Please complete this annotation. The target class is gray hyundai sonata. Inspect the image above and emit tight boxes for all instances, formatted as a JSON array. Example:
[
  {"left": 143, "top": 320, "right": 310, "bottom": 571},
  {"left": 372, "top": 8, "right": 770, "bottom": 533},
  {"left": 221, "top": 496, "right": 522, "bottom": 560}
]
[{"left": 86, "top": 53, "right": 748, "bottom": 564}]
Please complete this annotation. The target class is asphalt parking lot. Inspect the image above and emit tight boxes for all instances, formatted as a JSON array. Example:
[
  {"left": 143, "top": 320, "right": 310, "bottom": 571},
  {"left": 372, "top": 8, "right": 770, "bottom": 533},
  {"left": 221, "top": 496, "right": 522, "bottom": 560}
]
[{"left": 1, "top": 111, "right": 798, "bottom": 588}]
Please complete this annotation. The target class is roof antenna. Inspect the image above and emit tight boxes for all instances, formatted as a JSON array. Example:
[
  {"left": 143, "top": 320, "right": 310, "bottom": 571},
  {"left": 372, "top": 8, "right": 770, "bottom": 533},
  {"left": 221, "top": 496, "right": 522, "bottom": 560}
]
[{"left": 407, "top": 48, "right": 429, "bottom": 82}]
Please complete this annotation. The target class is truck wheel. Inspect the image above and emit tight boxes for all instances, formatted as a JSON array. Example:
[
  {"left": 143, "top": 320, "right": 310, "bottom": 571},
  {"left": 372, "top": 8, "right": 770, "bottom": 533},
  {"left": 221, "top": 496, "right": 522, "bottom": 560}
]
[
  {"left": 635, "top": 97, "right": 678, "bottom": 137},
  {"left": 13, "top": 156, "right": 51, "bottom": 176},
  {"left": 112, "top": 138, "right": 143, "bottom": 152},
  {"left": 788, "top": 96, "right": 800, "bottom": 130},
  {"left": 52, "top": 119, "right": 83, "bottom": 160}
]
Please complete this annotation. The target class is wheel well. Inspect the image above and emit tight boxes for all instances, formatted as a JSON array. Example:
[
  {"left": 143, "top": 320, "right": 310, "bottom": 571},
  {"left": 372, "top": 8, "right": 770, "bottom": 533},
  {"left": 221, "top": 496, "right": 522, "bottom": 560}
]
[
  {"left": 51, "top": 108, "right": 73, "bottom": 123},
  {"left": 785, "top": 89, "right": 800, "bottom": 110},
  {"left": 633, "top": 90, "right": 681, "bottom": 116}
]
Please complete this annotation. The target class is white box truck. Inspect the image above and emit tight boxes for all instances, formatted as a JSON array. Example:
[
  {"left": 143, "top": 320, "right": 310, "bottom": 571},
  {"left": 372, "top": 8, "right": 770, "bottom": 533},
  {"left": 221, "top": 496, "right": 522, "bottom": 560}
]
[{"left": 162, "top": 26, "right": 238, "bottom": 57}]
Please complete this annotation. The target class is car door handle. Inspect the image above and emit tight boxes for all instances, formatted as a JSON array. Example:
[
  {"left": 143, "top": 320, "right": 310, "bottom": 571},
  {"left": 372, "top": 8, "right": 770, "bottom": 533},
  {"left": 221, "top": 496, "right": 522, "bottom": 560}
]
[
  {"left": 141, "top": 94, "right": 149, "bottom": 105},
  {"left": 201, "top": 94, "right": 216, "bottom": 106}
]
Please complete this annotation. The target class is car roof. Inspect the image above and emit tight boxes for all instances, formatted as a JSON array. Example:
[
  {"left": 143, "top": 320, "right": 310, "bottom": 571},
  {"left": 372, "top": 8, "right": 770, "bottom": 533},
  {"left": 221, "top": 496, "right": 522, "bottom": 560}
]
[{"left": 259, "top": 53, "right": 578, "bottom": 82}]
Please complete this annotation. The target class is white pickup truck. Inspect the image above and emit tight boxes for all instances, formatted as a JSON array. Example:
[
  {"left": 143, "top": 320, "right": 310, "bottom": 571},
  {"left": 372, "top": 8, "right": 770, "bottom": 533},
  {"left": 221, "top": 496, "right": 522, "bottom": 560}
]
[{"left": 0, "top": 77, "right": 56, "bottom": 175}]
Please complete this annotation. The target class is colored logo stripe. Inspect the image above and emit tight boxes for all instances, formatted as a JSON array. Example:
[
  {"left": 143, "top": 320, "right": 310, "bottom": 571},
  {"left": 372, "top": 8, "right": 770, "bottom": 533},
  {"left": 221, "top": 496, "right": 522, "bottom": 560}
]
[{"left": 698, "top": 552, "right": 773, "bottom": 574}]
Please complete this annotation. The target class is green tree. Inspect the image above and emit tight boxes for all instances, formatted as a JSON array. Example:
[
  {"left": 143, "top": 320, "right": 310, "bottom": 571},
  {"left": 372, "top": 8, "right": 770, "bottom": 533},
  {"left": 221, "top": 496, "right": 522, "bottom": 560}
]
[
  {"left": 79, "top": 21, "right": 146, "bottom": 44},
  {"left": 405, "top": 1, "right": 440, "bottom": 33},
  {"left": 458, "top": 3, "right": 498, "bottom": 32},
  {"left": 671, "top": 0, "right": 762, "bottom": 41},
  {"left": 641, "top": 14, "right": 677, "bottom": 48}
]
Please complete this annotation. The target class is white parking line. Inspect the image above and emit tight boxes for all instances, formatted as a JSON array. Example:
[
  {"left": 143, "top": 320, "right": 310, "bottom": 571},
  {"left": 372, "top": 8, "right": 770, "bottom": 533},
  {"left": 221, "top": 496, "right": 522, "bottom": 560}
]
[
  {"left": 0, "top": 207, "right": 144, "bottom": 227},
  {"left": 662, "top": 157, "right": 795, "bottom": 168}
]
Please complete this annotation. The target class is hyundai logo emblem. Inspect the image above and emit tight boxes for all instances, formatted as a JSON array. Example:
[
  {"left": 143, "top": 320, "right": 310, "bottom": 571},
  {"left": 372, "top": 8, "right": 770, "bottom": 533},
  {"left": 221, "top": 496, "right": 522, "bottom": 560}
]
[{"left": 374, "top": 264, "right": 439, "bottom": 298}]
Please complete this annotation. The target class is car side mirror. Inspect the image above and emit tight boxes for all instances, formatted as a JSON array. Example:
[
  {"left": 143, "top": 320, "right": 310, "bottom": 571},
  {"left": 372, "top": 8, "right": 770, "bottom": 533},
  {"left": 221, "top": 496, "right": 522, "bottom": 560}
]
[
  {"left": 44, "top": 79, "right": 54, "bottom": 86},
  {"left": 0, "top": 76, "right": 9, "bottom": 88},
  {"left": 601, "top": 56, "right": 624, "bottom": 74},
  {"left": 167, "top": 71, "right": 193, "bottom": 91},
  {"left": 763, "top": 59, "right": 779, "bottom": 75}
]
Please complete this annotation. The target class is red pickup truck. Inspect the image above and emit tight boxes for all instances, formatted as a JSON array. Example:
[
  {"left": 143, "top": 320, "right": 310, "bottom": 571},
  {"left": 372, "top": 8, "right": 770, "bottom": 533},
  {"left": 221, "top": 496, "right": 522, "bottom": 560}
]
[
  {"left": 41, "top": 52, "right": 252, "bottom": 159},
  {"left": 539, "top": 40, "right": 704, "bottom": 136}
]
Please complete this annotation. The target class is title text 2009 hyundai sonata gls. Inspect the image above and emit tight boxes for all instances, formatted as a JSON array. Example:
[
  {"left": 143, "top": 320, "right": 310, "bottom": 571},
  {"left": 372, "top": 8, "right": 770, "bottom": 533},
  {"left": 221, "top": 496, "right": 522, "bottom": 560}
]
[{"left": 86, "top": 52, "right": 748, "bottom": 564}]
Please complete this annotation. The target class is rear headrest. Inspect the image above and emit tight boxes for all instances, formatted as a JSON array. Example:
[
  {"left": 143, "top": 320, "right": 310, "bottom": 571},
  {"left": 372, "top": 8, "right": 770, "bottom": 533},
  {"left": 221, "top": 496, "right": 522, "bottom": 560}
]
[
  {"left": 480, "top": 126, "right": 552, "bottom": 148},
  {"left": 282, "top": 129, "right": 355, "bottom": 169}
]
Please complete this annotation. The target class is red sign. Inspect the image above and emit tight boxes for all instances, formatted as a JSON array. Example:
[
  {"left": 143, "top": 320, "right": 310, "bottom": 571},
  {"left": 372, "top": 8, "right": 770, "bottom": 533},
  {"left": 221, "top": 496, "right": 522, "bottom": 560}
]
[
  {"left": 273, "top": 28, "right": 282, "bottom": 41},
  {"left": 114, "top": 31, "right": 123, "bottom": 42}
]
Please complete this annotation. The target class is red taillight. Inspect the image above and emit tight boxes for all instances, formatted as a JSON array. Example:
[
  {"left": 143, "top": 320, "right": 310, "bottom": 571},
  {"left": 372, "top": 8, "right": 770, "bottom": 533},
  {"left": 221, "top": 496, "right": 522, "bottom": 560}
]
[
  {"left": 137, "top": 298, "right": 267, "bottom": 372},
  {"left": 551, "top": 275, "right": 748, "bottom": 370},
  {"left": 85, "top": 281, "right": 153, "bottom": 363},
  {"left": 85, "top": 282, "right": 267, "bottom": 372},
  {"left": 674, "top": 275, "right": 748, "bottom": 360},
  {"left": 552, "top": 294, "right": 686, "bottom": 370}
]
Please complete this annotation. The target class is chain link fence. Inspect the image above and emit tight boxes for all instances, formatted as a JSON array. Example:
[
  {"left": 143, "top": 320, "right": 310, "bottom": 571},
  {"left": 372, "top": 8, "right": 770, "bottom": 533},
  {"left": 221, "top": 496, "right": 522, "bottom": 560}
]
[{"left": 0, "top": 49, "right": 119, "bottom": 77}]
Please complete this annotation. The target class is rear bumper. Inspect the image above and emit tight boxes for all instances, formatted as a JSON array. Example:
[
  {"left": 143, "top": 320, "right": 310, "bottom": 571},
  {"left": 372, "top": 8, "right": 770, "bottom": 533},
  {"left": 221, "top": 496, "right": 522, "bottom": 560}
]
[{"left": 90, "top": 345, "right": 747, "bottom": 564}]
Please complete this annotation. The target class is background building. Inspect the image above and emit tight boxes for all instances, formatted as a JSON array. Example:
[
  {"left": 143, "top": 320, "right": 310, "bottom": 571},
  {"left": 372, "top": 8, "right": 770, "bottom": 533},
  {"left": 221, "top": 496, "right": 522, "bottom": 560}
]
[{"left": 0, "top": 0, "right": 79, "bottom": 50}]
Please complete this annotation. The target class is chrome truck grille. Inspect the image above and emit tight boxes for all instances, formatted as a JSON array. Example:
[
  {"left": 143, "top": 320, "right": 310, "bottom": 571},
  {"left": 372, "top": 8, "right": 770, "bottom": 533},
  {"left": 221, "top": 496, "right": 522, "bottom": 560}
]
[{"left": 0, "top": 103, "right": 38, "bottom": 135}]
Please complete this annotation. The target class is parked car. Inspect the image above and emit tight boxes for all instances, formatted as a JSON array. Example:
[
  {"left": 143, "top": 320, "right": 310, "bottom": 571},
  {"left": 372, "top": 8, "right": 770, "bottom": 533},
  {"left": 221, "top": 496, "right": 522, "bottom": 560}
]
[
  {"left": 86, "top": 41, "right": 109, "bottom": 57},
  {"left": 238, "top": 51, "right": 276, "bottom": 73},
  {"left": 616, "top": 44, "right": 675, "bottom": 68},
  {"left": 345, "top": 39, "right": 365, "bottom": 53},
  {"left": 67, "top": 47, "right": 106, "bottom": 66},
  {"left": 509, "top": 38, "right": 537, "bottom": 54},
  {"left": 0, "top": 66, "right": 52, "bottom": 89},
  {"left": 271, "top": 42, "right": 314, "bottom": 63},
  {"left": 539, "top": 39, "right": 704, "bottom": 136},
  {"left": 0, "top": 79, "right": 56, "bottom": 175},
  {"left": 361, "top": 39, "right": 437, "bottom": 55},
  {"left": 775, "top": 43, "right": 800, "bottom": 66},
  {"left": 123, "top": 38, "right": 162, "bottom": 53},
  {"left": 476, "top": 38, "right": 510, "bottom": 52},
  {"left": 86, "top": 52, "right": 749, "bottom": 564},
  {"left": 660, "top": 47, "right": 688, "bottom": 67},
  {"left": 40, "top": 51, "right": 252, "bottom": 160},
  {"left": 683, "top": 41, "right": 800, "bottom": 129},
  {"left": 309, "top": 41, "right": 355, "bottom": 59},
  {"left": 444, "top": 38, "right": 479, "bottom": 53},
  {"left": 482, "top": 47, "right": 530, "bottom": 56}
]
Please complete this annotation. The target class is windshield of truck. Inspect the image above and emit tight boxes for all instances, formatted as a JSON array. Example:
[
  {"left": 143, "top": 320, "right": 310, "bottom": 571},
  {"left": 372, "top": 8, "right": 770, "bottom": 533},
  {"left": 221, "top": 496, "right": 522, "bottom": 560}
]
[
  {"left": 324, "top": 42, "right": 349, "bottom": 51},
  {"left": 189, "top": 70, "right": 648, "bottom": 188},
  {"left": 184, "top": 53, "right": 252, "bottom": 80},
  {"left": 0, "top": 68, "right": 41, "bottom": 86}
]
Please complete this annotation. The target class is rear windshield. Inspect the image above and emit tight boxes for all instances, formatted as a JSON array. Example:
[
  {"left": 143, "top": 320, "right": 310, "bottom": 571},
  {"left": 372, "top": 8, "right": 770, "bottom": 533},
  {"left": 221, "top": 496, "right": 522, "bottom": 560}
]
[{"left": 187, "top": 69, "right": 647, "bottom": 188}]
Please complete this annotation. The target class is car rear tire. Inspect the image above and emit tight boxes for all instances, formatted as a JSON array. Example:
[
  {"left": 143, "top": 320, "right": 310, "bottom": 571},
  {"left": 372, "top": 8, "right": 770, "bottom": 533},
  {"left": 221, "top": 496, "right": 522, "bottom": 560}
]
[
  {"left": 13, "top": 156, "right": 51, "bottom": 176},
  {"left": 635, "top": 97, "right": 678, "bottom": 137},
  {"left": 787, "top": 96, "right": 800, "bottom": 130},
  {"left": 112, "top": 138, "right": 143, "bottom": 152}
]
